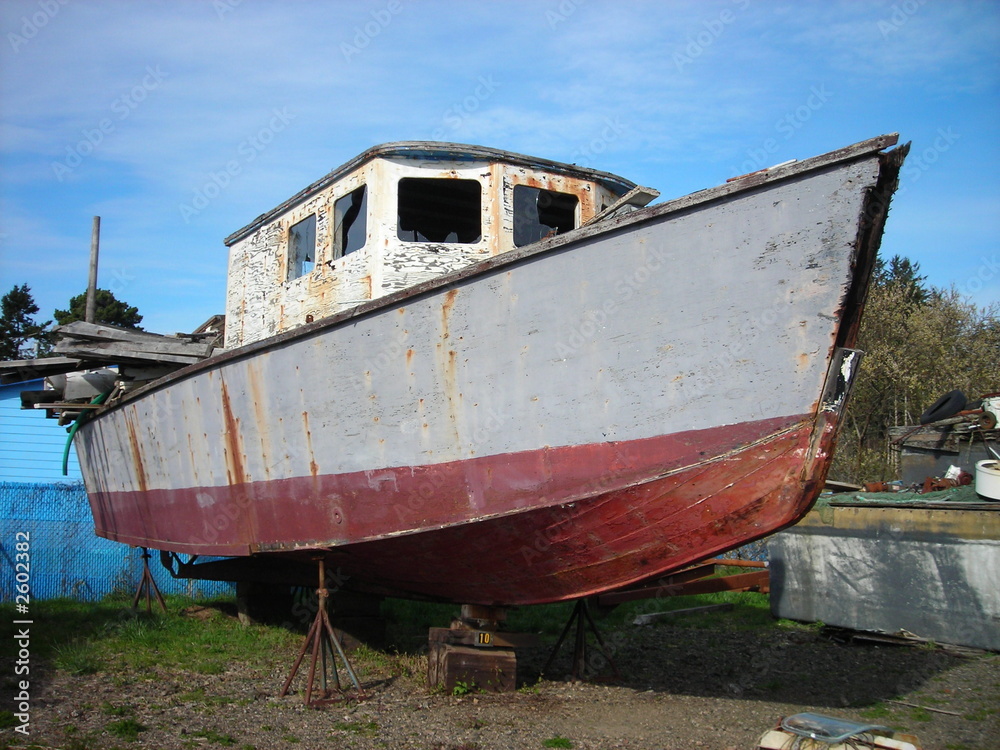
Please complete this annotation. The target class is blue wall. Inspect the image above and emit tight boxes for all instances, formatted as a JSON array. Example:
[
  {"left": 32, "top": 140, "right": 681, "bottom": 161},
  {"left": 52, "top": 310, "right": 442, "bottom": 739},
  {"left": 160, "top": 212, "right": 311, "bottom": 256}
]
[
  {"left": 1, "top": 481, "right": 232, "bottom": 601},
  {"left": 0, "top": 378, "right": 81, "bottom": 482}
]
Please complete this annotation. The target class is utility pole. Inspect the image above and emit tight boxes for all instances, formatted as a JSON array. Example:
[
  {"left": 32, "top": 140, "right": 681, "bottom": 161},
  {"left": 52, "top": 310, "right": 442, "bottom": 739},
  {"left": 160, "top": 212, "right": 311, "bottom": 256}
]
[{"left": 86, "top": 216, "right": 100, "bottom": 323}]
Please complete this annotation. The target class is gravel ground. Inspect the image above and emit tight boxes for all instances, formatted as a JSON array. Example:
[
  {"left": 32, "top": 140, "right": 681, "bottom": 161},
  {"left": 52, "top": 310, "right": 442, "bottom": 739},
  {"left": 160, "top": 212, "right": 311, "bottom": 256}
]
[{"left": 4, "top": 609, "right": 998, "bottom": 750}]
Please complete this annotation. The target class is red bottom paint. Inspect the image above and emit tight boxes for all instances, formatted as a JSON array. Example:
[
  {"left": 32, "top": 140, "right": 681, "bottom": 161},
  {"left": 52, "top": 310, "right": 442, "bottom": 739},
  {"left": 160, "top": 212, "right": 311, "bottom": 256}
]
[{"left": 90, "top": 414, "right": 832, "bottom": 604}]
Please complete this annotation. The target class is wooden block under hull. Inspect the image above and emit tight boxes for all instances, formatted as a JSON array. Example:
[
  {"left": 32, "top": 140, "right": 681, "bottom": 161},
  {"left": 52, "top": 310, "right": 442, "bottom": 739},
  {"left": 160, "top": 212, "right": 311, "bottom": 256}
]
[{"left": 427, "top": 643, "right": 516, "bottom": 693}]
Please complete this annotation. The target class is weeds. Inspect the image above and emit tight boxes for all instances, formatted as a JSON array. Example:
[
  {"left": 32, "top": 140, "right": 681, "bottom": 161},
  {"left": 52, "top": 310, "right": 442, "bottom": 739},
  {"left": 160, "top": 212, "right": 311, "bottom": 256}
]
[
  {"left": 543, "top": 736, "right": 573, "bottom": 748},
  {"left": 452, "top": 680, "right": 474, "bottom": 696},
  {"left": 105, "top": 717, "right": 147, "bottom": 741},
  {"left": 332, "top": 720, "right": 379, "bottom": 736}
]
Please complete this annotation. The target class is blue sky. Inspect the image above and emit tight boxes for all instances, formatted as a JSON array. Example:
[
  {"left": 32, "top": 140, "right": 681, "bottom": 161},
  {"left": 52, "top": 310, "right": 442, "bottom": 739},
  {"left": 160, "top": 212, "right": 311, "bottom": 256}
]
[{"left": 1, "top": 0, "right": 997, "bottom": 336}]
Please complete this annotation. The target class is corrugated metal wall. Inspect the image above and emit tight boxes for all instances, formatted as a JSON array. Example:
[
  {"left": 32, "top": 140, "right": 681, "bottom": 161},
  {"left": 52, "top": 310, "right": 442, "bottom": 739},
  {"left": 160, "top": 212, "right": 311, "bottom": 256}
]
[
  {"left": 1, "top": 481, "right": 232, "bottom": 601},
  {"left": 0, "top": 379, "right": 82, "bottom": 482}
]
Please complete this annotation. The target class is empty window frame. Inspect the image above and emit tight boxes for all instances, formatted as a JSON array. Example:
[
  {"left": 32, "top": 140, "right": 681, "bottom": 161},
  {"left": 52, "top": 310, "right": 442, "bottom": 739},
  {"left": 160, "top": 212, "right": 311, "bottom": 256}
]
[
  {"left": 333, "top": 185, "right": 367, "bottom": 259},
  {"left": 513, "top": 186, "right": 579, "bottom": 247},
  {"left": 288, "top": 214, "right": 317, "bottom": 280},
  {"left": 397, "top": 178, "right": 482, "bottom": 243}
]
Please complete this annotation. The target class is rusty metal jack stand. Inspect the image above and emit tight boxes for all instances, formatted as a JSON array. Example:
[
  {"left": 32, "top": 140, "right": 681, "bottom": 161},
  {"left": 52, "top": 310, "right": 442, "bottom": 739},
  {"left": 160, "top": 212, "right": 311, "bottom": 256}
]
[
  {"left": 280, "top": 559, "right": 362, "bottom": 706},
  {"left": 131, "top": 547, "right": 167, "bottom": 613},
  {"left": 541, "top": 599, "right": 621, "bottom": 682}
]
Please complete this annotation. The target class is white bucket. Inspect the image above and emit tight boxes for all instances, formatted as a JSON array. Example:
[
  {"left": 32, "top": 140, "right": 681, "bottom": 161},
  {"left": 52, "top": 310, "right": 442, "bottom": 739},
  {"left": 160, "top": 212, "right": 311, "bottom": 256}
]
[{"left": 976, "top": 459, "right": 1000, "bottom": 501}]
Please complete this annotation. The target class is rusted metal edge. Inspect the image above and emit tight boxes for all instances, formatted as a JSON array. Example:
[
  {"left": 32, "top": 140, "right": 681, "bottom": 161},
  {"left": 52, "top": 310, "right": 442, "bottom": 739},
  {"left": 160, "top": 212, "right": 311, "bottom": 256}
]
[
  {"left": 96, "top": 135, "right": 901, "bottom": 414},
  {"left": 225, "top": 140, "right": 639, "bottom": 245}
]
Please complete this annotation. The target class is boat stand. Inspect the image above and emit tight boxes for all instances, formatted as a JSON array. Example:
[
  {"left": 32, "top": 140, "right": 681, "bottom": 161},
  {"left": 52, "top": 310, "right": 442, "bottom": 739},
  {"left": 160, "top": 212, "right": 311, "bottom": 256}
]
[
  {"left": 280, "top": 559, "right": 363, "bottom": 706},
  {"left": 131, "top": 547, "right": 167, "bottom": 613},
  {"left": 541, "top": 599, "right": 621, "bottom": 682}
]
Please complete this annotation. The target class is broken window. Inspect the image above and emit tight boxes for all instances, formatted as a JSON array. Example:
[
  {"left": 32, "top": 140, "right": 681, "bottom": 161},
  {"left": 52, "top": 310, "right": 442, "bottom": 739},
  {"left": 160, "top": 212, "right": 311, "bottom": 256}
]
[
  {"left": 333, "top": 185, "right": 367, "bottom": 259},
  {"left": 288, "top": 214, "right": 316, "bottom": 279},
  {"left": 397, "top": 178, "right": 482, "bottom": 243},
  {"left": 513, "top": 186, "right": 579, "bottom": 247}
]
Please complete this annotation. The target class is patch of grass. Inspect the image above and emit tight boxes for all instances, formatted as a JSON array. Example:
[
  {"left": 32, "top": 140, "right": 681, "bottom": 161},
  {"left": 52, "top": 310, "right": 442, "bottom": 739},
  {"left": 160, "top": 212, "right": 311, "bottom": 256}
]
[
  {"left": 543, "top": 737, "right": 573, "bottom": 749},
  {"left": 52, "top": 639, "right": 102, "bottom": 675},
  {"left": 174, "top": 688, "right": 236, "bottom": 707},
  {"left": 859, "top": 704, "right": 894, "bottom": 720},
  {"left": 962, "top": 708, "right": 989, "bottom": 721},
  {"left": 105, "top": 717, "right": 147, "bottom": 741},
  {"left": 0, "top": 595, "right": 301, "bottom": 685},
  {"left": 909, "top": 707, "right": 933, "bottom": 722},
  {"left": 332, "top": 720, "right": 379, "bottom": 736}
]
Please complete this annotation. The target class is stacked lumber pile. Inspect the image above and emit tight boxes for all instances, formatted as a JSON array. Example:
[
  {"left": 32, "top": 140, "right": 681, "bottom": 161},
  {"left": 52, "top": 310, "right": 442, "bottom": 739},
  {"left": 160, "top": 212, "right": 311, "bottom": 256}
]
[{"left": 53, "top": 321, "right": 217, "bottom": 368}]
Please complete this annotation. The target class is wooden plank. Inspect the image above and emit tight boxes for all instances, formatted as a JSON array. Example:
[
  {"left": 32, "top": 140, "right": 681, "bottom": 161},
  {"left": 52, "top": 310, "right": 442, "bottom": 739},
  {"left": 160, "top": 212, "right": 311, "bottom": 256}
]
[
  {"left": 33, "top": 402, "right": 103, "bottom": 410},
  {"left": 55, "top": 332, "right": 214, "bottom": 358},
  {"left": 633, "top": 603, "right": 734, "bottom": 625},
  {"left": 0, "top": 357, "right": 87, "bottom": 384},
  {"left": 56, "top": 321, "right": 215, "bottom": 355},
  {"left": 53, "top": 341, "right": 205, "bottom": 366}
]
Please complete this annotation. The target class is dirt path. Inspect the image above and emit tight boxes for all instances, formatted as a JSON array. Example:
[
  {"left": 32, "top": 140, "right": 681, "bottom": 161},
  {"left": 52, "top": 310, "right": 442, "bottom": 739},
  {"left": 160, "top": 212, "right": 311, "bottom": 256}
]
[{"left": 6, "top": 618, "right": 998, "bottom": 749}]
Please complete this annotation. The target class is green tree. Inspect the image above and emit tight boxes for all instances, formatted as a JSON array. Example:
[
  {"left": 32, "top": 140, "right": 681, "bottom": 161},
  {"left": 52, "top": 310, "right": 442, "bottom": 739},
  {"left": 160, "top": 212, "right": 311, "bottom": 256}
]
[
  {"left": 872, "top": 254, "right": 929, "bottom": 307},
  {"left": 831, "top": 257, "right": 999, "bottom": 484},
  {"left": 54, "top": 288, "right": 143, "bottom": 329},
  {"left": 0, "top": 284, "right": 53, "bottom": 360}
]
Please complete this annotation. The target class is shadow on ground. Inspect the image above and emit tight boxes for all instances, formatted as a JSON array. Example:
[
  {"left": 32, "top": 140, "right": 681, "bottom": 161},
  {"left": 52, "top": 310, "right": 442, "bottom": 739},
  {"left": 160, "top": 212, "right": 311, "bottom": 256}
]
[{"left": 516, "top": 622, "right": 966, "bottom": 708}]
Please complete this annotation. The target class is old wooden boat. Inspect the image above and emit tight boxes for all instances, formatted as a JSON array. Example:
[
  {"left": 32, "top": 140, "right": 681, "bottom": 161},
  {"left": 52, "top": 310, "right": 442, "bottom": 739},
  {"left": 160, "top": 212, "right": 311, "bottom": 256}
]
[{"left": 65, "top": 135, "right": 906, "bottom": 606}]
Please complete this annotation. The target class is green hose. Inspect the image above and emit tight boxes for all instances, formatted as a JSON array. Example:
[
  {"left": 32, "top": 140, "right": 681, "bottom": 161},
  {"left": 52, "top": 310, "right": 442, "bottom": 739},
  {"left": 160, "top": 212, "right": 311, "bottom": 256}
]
[{"left": 63, "top": 391, "right": 110, "bottom": 476}]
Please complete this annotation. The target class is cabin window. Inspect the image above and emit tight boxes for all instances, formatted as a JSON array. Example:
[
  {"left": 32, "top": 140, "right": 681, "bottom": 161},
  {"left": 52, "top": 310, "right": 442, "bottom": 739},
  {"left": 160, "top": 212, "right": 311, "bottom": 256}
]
[
  {"left": 397, "top": 178, "right": 482, "bottom": 243},
  {"left": 513, "top": 186, "right": 579, "bottom": 247},
  {"left": 288, "top": 214, "right": 316, "bottom": 279},
  {"left": 334, "top": 185, "right": 367, "bottom": 259}
]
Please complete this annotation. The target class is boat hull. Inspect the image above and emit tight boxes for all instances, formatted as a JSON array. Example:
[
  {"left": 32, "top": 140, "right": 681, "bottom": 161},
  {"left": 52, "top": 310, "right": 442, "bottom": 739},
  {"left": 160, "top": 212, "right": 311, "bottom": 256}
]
[{"left": 76, "top": 137, "right": 906, "bottom": 605}]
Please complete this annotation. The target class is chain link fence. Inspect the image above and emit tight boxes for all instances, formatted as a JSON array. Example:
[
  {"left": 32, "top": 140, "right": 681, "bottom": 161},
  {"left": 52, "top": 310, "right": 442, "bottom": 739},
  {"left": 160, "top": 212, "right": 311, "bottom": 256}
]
[{"left": 1, "top": 481, "right": 231, "bottom": 601}]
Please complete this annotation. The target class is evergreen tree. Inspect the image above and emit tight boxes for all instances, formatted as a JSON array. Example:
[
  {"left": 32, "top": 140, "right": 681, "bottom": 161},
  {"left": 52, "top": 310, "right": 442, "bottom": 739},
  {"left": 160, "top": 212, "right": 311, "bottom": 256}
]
[
  {"left": 54, "top": 288, "right": 143, "bottom": 329},
  {"left": 0, "top": 284, "right": 52, "bottom": 360}
]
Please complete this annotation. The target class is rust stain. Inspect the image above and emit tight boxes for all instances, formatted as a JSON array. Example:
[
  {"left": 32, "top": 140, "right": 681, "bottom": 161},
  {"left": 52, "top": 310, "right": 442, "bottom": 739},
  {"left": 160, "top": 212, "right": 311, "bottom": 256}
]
[
  {"left": 123, "top": 408, "right": 148, "bottom": 493},
  {"left": 440, "top": 288, "right": 459, "bottom": 340},
  {"left": 302, "top": 411, "right": 319, "bottom": 477},
  {"left": 406, "top": 348, "right": 415, "bottom": 368},
  {"left": 246, "top": 364, "right": 272, "bottom": 479},
  {"left": 220, "top": 381, "right": 248, "bottom": 485}
]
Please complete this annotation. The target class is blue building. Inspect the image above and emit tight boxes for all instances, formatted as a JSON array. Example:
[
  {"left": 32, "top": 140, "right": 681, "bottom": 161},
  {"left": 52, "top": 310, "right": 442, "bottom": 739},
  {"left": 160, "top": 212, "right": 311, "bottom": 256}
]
[
  {"left": 1, "top": 376, "right": 229, "bottom": 601},
  {"left": 0, "top": 378, "right": 81, "bottom": 482}
]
